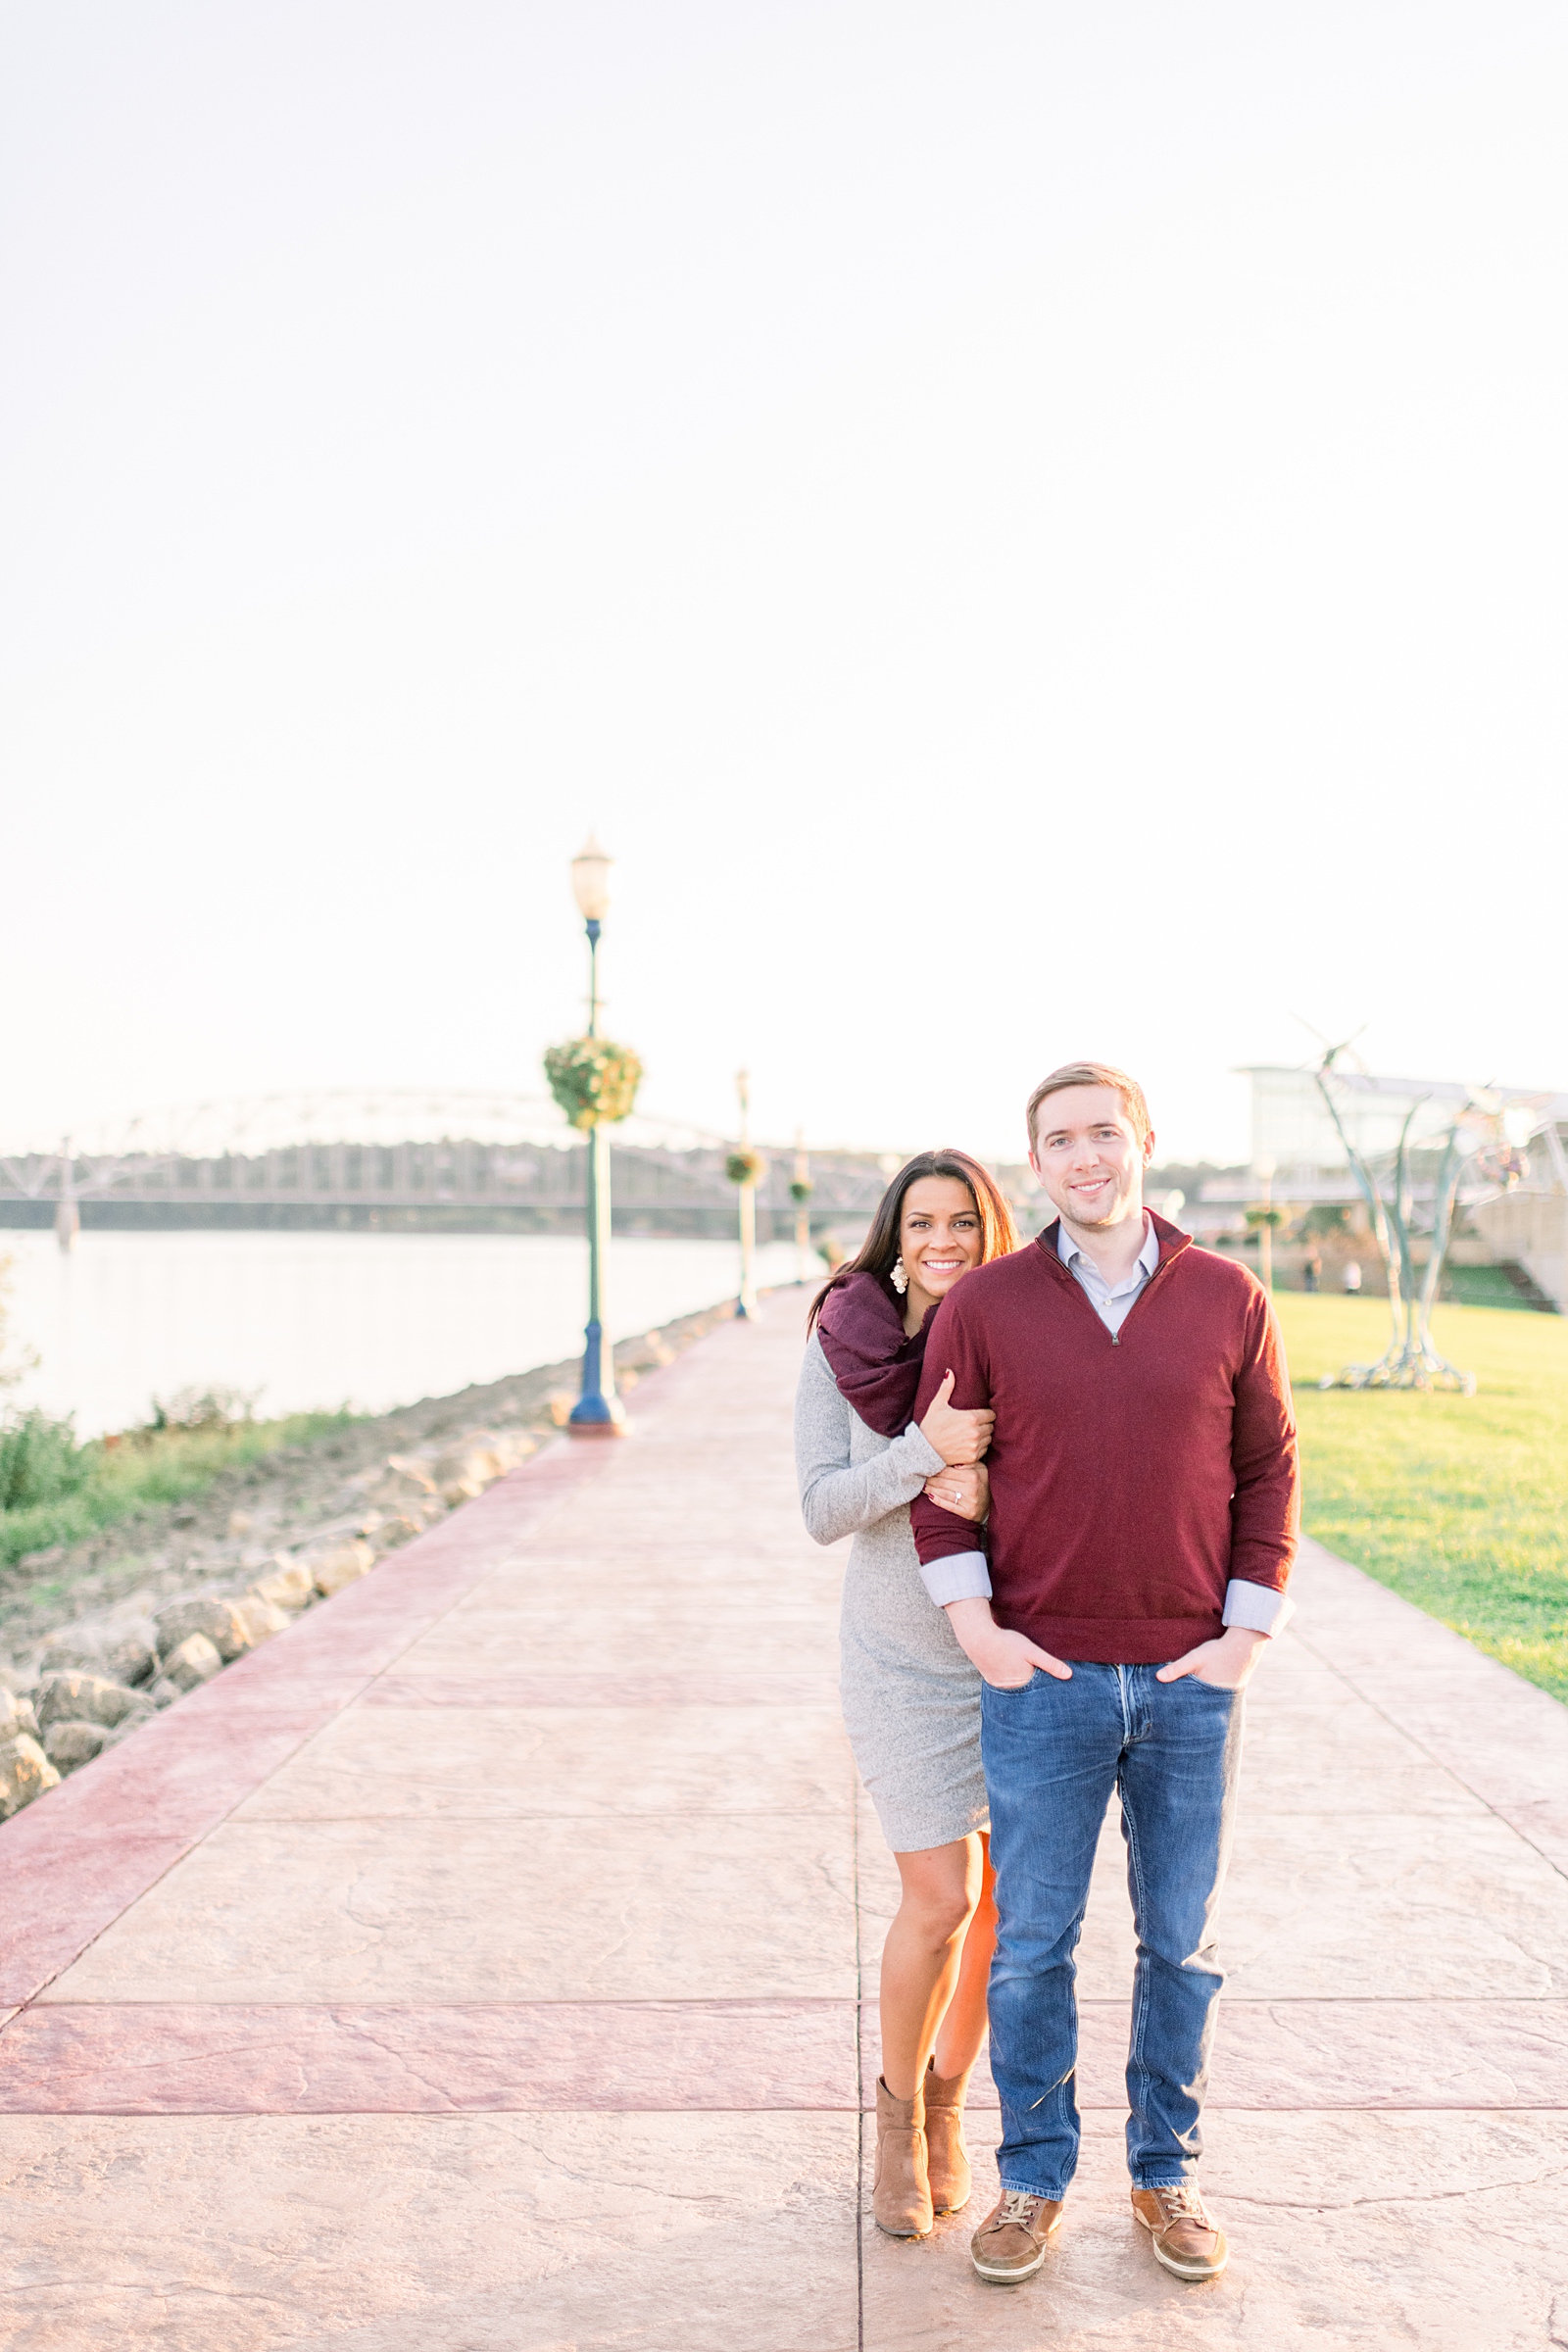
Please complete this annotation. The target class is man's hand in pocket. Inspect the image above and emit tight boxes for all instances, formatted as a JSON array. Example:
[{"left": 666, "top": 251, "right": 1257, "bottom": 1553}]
[{"left": 944, "top": 1597, "right": 1071, "bottom": 1688}]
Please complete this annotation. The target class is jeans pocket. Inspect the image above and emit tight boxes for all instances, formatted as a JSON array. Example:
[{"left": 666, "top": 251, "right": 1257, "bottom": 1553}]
[
  {"left": 980, "top": 1669, "right": 1038, "bottom": 1692},
  {"left": 1177, "top": 1670, "right": 1245, "bottom": 1698}
]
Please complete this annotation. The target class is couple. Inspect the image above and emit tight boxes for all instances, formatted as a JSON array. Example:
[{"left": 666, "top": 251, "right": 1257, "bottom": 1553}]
[{"left": 795, "top": 1061, "right": 1298, "bottom": 2288}]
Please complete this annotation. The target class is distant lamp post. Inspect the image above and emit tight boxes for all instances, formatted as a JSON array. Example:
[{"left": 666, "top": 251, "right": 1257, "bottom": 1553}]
[
  {"left": 790, "top": 1129, "right": 814, "bottom": 1285},
  {"left": 726, "top": 1069, "right": 765, "bottom": 1319},
  {"left": 543, "top": 834, "right": 644, "bottom": 1433},
  {"left": 1248, "top": 1155, "right": 1281, "bottom": 1294}
]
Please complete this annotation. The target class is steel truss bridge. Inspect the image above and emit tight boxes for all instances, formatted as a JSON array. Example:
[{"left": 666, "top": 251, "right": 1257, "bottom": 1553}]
[{"left": 0, "top": 1090, "right": 978, "bottom": 1242}]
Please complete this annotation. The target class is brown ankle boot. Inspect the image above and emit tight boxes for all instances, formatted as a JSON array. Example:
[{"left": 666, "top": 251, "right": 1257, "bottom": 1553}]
[
  {"left": 872, "top": 2077, "right": 933, "bottom": 2238},
  {"left": 922, "top": 2059, "right": 975, "bottom": 2215}
]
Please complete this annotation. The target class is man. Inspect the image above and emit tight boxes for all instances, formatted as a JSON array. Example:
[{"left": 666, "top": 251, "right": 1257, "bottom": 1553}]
[{"left": 909, "top": 1061, "right": 1298, "bottom": 2288}]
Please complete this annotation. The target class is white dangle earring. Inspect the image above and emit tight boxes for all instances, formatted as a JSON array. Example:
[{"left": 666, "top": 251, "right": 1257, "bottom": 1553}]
[{"left": 890, "top": 1255, "right": 908, "bottom": 1295}]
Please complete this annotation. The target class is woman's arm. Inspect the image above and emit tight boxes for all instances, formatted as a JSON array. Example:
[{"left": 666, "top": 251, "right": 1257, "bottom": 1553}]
[{"left": 795, "top": 1337, "right": 945, "bottom": 1545}]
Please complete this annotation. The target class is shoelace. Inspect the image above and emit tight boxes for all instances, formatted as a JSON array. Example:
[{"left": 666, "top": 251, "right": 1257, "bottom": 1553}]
[
  {"left": 1150, "top": 2183, "right": 1209, "bottom": 2224},
  {"left": 988, "top": 2190, "right": 1047, "bottom": 2231}
]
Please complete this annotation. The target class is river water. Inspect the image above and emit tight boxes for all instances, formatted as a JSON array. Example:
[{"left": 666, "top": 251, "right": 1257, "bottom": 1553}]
[{"left": 0, "top": 1231, "right": 807, "bottom": 1437}]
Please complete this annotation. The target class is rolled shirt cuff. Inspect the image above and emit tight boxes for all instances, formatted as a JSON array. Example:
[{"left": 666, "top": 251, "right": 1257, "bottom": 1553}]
[
  {"left": 920, "top": 1552, "right": 994, "bottom": 1607},
  {"left": 1222, "top": 1578, "right": 1294, "bottom": 1637}
]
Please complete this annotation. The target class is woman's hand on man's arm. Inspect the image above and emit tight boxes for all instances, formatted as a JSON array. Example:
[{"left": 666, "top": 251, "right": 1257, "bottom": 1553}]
[
  {"left": 919, "top": 1369, "right": 995, "bottom": 1466},
  {"left": 922, "top": 1461, "right": 988, "bottom": 1522}
]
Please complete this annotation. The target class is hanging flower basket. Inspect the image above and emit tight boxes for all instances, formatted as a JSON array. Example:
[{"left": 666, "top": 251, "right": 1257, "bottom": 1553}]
[
  {"left": 789, "top": 1177, "right": 814, "bottom": 1204},
  {"left": 544, "top": 1037, "right": 644, "bottom": 1131},
  {"left": 726, "top": 1148, "right": 766, "bottom": 1188}
]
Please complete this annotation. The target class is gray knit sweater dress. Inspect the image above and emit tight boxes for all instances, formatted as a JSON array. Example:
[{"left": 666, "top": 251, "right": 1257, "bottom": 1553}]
[{"left": 795, "top": 1333, "right": 989, "bottom": 1851}]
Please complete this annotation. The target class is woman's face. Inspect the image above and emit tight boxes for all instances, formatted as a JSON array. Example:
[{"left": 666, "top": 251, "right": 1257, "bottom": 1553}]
[{"left": 899, "top": 1176, "right": 984, "bottom": 1309}]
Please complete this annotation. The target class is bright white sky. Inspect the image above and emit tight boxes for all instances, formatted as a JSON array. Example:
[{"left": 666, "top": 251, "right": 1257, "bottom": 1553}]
[{"left": 3, "top": 3, "right": 1564, "bottom": 1166}]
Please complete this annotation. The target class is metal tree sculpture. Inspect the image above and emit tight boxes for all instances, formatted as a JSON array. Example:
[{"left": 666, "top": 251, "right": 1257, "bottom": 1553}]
[{"left": 1313, "top": 1048, "right": 1480, "bottom": 1395}]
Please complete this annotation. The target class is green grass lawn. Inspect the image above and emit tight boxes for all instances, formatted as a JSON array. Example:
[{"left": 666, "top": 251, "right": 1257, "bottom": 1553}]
[
  {"left": 1274, "top": 1293, "right": 1568, "bottom": 1704},
  {"left": 0, "top": 1409, "right": 357, "bottom": 1571}
]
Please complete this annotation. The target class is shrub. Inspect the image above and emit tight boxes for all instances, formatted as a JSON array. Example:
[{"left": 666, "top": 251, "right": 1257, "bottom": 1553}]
[
  {"left": 0, "top": 1410, "right": 90, "bottom": 1513},
  {"left": 146, "top": 1385, "right": 259, "bottom": 1434}
]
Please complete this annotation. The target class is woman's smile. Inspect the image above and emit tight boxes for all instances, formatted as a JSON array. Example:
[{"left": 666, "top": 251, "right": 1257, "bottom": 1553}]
[{"left": 898, "top": 1175, "right": 989, "bottom": 1327}]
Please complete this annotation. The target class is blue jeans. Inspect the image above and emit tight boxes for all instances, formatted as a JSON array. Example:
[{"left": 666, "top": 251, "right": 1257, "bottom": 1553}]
[{"left": 980, "top": 1663, "right": 1245, "bottom": 2199}]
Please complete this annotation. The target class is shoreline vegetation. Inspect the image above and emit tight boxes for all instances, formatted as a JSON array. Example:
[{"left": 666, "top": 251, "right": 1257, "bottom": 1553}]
[
  {"left": 2, "top": 1289, "right": 789, "bottom": 1817},
  {"left": 0, "top": 1293, "right": 753, "bottom": 1675},
  {"left": 1277, "top": 1294, "right": 1568, "bottom": 1706},
  {"left": 0, "top": 1400, "right": 358, "bottom": 1572}
]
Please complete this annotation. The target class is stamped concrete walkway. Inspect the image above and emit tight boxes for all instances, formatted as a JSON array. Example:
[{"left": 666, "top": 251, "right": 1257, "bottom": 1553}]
[{"left": 2, "top": 1300, "right": 1567, "bottom": 2349}]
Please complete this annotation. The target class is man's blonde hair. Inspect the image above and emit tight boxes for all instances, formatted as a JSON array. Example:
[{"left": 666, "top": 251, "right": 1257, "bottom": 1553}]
[{"left": 1026, "top": 1061, "right": 1152, "bottom": 1150}]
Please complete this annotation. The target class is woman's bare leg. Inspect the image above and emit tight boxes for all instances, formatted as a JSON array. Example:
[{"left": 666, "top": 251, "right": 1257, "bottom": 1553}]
[
  {"left": 879, "top": 1833, "right": 987, "bottom": 2099},
  {"left": 932, "top": 1832, "right": 995, "bottom": 2078}
]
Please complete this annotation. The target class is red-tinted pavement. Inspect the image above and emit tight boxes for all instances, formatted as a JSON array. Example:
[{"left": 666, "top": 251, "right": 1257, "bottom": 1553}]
[{"left": 1, "top": 1302, "right": 1565, "bottom": 2350}]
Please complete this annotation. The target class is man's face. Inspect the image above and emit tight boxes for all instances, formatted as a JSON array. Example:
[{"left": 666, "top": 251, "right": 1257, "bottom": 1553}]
[{"left": 1028, "top": 1084, "right": 1154, "bottom": 1232}]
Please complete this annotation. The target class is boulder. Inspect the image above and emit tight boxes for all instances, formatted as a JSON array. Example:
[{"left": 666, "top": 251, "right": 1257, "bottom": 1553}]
[
  {"left": 366, "top": 1512, "right": 422, "bottom": 1554},
  {"left": 160, "top": 1633, "right": 224, "bottom": 1692},
  {"left": 36, "top": 1671, "right": 154, "bottom": 1734},
  {"left": 250, "top": 1559, "right": 315, "bottom": 1613},
  {"left": 233, "top": 1593, "right": 291, "bottom": 1645},
  {"left": 378, "top": 1453, "right": 439, "bottom": 1499},
  {"left": 431, "top": 1440, "right": 508, "bottom": 1503},
  {"left": 146, "top": 1677, "right": 182, "bottom": 1708},
  {"left": 0, "top": 1688, "right": 40, "bottom": 1742},
  {"left": 154, "top": 1595, "right": 253, "bottom": 1663},
  {"left": 38, "top": 1636, "right": 94, "bottom": 1675},
  {"left": 308, "top": 1540, "right": 375, "bottom": 1598},
  {"left": 101, "top": 1624, "right": 160, "bottom": 1687},
  {"left": 40, "top": 1621, "right": 160, "bottom": 1688},
  {"left": 44, "top": 1719, "right": 107, "bottom": 1771},
  {"left": 0, "top": 1734, "right": 59, "bottom": 1816}
]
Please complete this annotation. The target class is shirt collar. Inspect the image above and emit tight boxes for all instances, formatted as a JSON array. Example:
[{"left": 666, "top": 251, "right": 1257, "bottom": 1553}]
[{"left": 1056, "top": 1211, "right": 1159, "bottom": 1282}]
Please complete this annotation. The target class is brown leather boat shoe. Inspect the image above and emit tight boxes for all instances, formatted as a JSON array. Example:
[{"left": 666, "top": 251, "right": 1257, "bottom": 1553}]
[
  {"left": 969, "top": 2188, "right": 1064, "bottom": 2282},
  {"left": 1131, "top": 2182, "right": 1228, "bottom": 2279}
]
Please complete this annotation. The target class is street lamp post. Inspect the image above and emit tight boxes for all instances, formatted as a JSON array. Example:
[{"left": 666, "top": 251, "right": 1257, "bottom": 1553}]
[
  {"left": 1255, "top": 1155, "right": 1276, "bottom": 1294},
  {"left": 735, "top": 1068, "right": 758, "bottom": 1320},
  {"left": 567, "top": 835, "right": 624, "bottom": 1431},
  {"left": 791, "top": 1129, "right": 814, "bottom": 1285}
]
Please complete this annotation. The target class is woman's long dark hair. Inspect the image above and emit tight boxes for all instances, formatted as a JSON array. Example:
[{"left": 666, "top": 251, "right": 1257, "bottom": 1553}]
[{"left": 807, "top": 1149, "right": 1020, "bottom": 1331}]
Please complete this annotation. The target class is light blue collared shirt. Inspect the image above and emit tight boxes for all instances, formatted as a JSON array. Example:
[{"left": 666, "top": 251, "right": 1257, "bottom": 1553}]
[
  {"left": 1056, "top": 1210, "right": 1160, "bottom": 1336},
  {"left": 919, "top": 1210, "right": 1293, "bottom": 1639}
]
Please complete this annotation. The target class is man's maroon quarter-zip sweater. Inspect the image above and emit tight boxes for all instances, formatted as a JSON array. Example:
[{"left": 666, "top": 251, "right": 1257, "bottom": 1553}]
[{"left": 909, "top": 1215, "right": 1298, "bottom": 1665}]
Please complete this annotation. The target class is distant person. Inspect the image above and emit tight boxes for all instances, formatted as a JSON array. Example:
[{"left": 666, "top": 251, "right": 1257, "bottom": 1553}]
[
  {"left": 1344, "top": 1260, "right": 1362, "bottom": 1294},
  {"left": 909, "top": 1063, "right": 1298, "bottom": 2292},
  {"left": 796, "top": 1151, "right": 1019, "bottom": 2238},
  {"left": 1303, "top": 1253, "right": 1321, "bottom": 1293}
]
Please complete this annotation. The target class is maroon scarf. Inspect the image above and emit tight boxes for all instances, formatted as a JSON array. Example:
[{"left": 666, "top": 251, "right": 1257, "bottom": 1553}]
[{"left": 816, "top": 1269, "right": 935, "bottom": 1439}]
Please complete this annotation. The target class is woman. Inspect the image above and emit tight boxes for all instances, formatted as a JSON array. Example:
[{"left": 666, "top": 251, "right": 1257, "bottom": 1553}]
[{"left": 795, "top": 1149, "right": 1019, "bottom": 2239}]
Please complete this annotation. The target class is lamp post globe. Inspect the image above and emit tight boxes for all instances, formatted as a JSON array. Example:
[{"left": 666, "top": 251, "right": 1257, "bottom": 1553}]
[
  {"left": 570, "top": 832, "right": 613, "bottom": 927},
  {"left": 567, "top": 833, "right": 624, "bottom": 1431}
]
